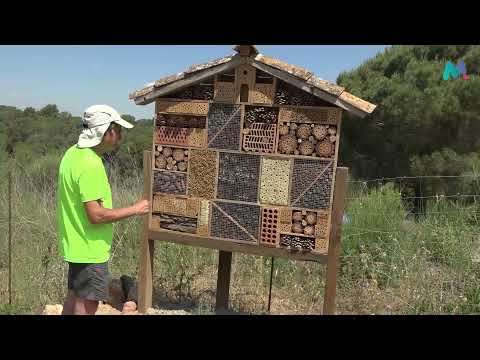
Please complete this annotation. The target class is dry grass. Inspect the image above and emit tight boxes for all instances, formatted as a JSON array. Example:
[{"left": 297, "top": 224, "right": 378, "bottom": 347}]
[{"left": 1, "top": 155, "right": 479, "bottom": 315}]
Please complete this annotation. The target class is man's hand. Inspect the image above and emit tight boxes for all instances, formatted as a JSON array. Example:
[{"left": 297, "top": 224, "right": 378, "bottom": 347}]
[{"left": 132, "top": 199, "right": 150, "bottom": 216}]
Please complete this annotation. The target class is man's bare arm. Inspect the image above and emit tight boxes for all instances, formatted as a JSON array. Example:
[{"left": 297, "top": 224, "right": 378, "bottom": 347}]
[{"left": 83, "top": 199, "right": 150, "bottom": 225}]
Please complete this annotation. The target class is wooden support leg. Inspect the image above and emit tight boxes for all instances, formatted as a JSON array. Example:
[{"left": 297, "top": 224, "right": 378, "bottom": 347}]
[
  {"left": 139, "top": 151, "right": 154, "bottom": 313},
  {"left": 323, "top": 167, "right": 348, "bottom": 315},
  {"left": 215, "top": 251, "right": 232, "bottom": 313}
]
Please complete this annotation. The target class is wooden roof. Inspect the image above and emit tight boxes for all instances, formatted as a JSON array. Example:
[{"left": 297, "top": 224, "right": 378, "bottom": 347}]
[{"left": 129, "top": 45, "right": 377, "bottom": 118}]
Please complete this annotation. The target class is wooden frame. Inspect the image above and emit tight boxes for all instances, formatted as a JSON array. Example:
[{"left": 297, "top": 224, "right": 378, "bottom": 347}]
[{"left": 138, "top": 150, "right": 348, "bottom": 314}]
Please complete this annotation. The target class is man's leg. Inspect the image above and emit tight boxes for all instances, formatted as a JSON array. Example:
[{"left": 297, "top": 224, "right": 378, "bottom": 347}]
[
  {"left": 68, "top": 262, "right": 109, "bottom": 315},
  {"left": 61, "top": 290, "right": 76, "bottom": 315},
  {"left": 73, "top": 297, "right": 99, "bottom": 315}
]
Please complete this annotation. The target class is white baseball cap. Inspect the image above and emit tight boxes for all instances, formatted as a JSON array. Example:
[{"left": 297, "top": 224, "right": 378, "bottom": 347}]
[{"left": 77, "top": 104, "right": 134, "bottom": 148}]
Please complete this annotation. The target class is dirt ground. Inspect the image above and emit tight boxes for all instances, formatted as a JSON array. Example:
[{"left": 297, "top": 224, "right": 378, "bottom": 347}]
[{"left": 42, "top": 303, "right": 190, "bottom": 315}]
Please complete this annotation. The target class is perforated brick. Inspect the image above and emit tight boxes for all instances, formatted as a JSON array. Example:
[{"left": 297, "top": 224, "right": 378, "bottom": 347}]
[
  {"left": 259, "top": 157, "right": 291, "bottom": 206},
  {"left": 187, "top": 149, "right": 218, "bottom": 199},
  {"left": 207, "top": 103, "right": 241, "bottom": 150},
  {"left": 260, "top": 208, "right": 279, "bottom": 247},
  {"left": 242, "top": 123, "right": 277, "bottom": 154},
  {"left": 290, "top": 159, "right": 334, "bottom": 209},
  {"left": 154, "top": 126, "right": 188, "bottom": 146},
  {"left": 211, "top": 201, "right": 260, "bottom": 243},
  {"left": 153, "top": 170, "right": 187, "bottom": 195},
  {"left": 217, "top": 152, "right": 260, "bottom": 203}
]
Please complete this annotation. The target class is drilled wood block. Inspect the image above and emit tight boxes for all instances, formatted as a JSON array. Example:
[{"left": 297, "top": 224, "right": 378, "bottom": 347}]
[
  {"left": 153, "top": 171, "right": 187, "bottom": 195},
  {"left": 291, "top": 159, "right": 334, "bottom": 209},
  {"left": 278, "top": 207, "right": 293, "bottom": 233},
  {"left": 242, "top": 123, "right": 277, "bottom": 153},
  {"left": 187, "top": 128, "right": 207, "bottom": 148},
  {"left": 151, "top": 215, "right": 162, "bottom": 231},
  {"left": 197, "top": 200, "right": 210, "bottom": 236},
  {"left": 207, "top": 103, "right": 241, "bottom": 150},
  {"left": 152, "top": 194, "right": 188, "bottom": 216},
  {"left": 260, "top": 207, "right": 279, "bottom": 247},
  {"left": 214, "top": 82, "right": 236, "bottom": 102},
  {"left": 154, "top": 126, "right": 188, "bottom": 146},
  {"left": 211, "top": 201, "right": 260, "bottom": 243},
  {"left": 278, "top": 107, "right": 341, "bottom": 124},
  {"left": 187, "top": 149, "right": 218, "bottom": 199},
  {"left": 315, "top": 212, "right": 329, "bottom": 238},
  {"left": 251, "top": 83, "right": 275, "bottom": 105},
  {"left": 259, "top": 157, "right": 291, "bottom": 206},
  {"left": 186, "top": 198, "right": 200, "bottom": 218},
  {"left": 314, "top": 237, "right": 329, "bottom": 253},
  {"left": 156, "top": 100, "right": 209, "bottom": 115},
  {"left": 217, "top": 152, "right": 260, "bottom": 203}
]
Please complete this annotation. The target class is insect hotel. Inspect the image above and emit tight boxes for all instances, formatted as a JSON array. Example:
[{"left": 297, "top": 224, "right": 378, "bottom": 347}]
[{"left": 129, "top": 45, "right": 376, "bottom": 313}]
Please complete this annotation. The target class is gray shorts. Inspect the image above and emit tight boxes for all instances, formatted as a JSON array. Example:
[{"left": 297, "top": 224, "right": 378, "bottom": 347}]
[{"left": 67, "top": 262, "right": 110, "bottom": 301}]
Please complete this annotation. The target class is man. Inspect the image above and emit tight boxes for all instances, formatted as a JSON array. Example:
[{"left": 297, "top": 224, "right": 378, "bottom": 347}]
[{"left": 57, "top": 104, "right": 150, "bottom": 315}]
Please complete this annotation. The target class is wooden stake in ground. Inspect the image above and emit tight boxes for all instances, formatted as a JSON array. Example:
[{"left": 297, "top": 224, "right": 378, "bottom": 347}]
[
  {"left": 215, "top": 251, "right": 232, "bottom": 313},
  {"left": 323, "top": 167, "right": 348, "bottom": 315},
  {"left": 8, "top": 167, "right": 12, "bottom": 305}
]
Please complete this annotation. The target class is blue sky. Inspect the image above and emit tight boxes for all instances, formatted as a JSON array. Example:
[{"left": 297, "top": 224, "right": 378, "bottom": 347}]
[{"left": 0, "top": 45, "right": 389, "bottom": 120}]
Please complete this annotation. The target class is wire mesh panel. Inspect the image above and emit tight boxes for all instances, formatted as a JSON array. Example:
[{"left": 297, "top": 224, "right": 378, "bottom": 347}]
[
  {"left": 291, "top": 159, "right": 334, "bottom": 209},
  {"left": 153, "top": 170, "right": 187, "bottom": 195},
  {"left": 207, "top": 103, "right": 242, "bottom": 150},
  {"left": 211, "top": 201, "right": 260, "bottom": 243},
  {"left": 217, "top": 152, "right": 260, "bottom": 203}
]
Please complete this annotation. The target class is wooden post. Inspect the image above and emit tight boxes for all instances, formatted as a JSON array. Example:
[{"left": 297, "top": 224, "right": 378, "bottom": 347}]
[
  {"left": 138, "top": 151, "right": 155, "bottom": 313},
  {"left": 323, "top": 167, "right": 348, "bottom": 315},
  {"left": 8, "top": 167, "right": 12, "bottom": 306},
  {"left": 215, "top": 250, "right": 232, "bottom": 313}
]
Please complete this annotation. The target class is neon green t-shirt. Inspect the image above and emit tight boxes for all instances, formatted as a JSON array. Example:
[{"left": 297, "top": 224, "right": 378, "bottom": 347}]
[{"left": 57, "top": 144, "right": 113, "bottom": 263}]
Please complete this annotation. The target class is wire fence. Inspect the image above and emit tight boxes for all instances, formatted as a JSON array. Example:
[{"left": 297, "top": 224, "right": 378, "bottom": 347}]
[{"left": 1, "top": 170, "right": 480, "bottom": 313}]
